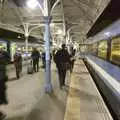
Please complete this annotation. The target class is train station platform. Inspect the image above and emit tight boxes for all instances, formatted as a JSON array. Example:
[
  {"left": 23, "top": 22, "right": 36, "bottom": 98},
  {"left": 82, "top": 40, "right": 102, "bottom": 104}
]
[{"left": 0, "top": 60, "right": 113, "bottom": 120}]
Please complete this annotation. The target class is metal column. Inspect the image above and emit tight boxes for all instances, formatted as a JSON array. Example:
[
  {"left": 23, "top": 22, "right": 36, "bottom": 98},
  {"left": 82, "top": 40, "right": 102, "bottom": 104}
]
[
  {"left": 44, "top": 16, "right": 52, "bottom": 92},
  {"left": 25, "top": 36, "right": 28, "bottom": 54},
  {"left": 24, "top": 23, "right": 29, "bottom": 59}
]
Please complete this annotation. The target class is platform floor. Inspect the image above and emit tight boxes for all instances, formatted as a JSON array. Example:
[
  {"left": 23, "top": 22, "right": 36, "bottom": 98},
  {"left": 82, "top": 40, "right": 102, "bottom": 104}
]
[
  {"left": 1, "top": 61, "right": 70, "bottom": 120},
  {"left": 64, "top": 60, "right": 113, "bottom": 120},
  {"left": 0, "top": 60, "right": 112, "bottom": 120}
]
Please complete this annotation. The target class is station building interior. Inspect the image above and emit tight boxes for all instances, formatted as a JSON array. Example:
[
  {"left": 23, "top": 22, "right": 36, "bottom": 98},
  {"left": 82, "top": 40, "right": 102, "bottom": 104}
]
[{"left": 0, "top": 0, "right": 120, "bottom": 120}]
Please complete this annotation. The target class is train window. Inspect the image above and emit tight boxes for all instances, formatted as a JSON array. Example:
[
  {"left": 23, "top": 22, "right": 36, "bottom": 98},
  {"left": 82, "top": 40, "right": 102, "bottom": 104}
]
[
  {"left": 0, "top": 42, "right": 7, "bottom": 50},
  {"left": 111, "top": 37, "right": 120, "bottom": 65},
  {"left": 98, "top": 40, "right": 107, "bottom": 59}
]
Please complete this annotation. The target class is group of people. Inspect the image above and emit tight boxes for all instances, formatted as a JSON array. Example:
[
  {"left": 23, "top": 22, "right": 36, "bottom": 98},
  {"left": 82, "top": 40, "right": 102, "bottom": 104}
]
[
  {"left": 0, "top": 44, "right": 76, "bottom": 119},
  {"left": 13, "top": 48, "right": 41, "bottom": 79},
  {"left": 0, "top": 47, "right": 41, "bottom": 119}
]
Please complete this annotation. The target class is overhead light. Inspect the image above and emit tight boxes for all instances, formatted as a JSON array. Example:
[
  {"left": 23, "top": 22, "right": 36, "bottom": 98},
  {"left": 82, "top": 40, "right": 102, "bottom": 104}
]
[
  {"left": 50, "top": 23, "right": 55, "bottom": 27},
  {"left": 27, "top": 0, "right": 38, "bottom": 9},
  {"left": 57, "top": 29, "right": 62, "bottom": 34},
  {"left": 104, "top": 32, "right": 111, "bottom": 36},
  {"left": 17, "top": 35, "right": 21, "bottom": 38}
]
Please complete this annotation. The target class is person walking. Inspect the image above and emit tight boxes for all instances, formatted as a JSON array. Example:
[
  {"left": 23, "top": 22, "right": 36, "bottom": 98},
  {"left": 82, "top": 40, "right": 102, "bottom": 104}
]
[
  {"left": 69, "top": 47, "right": 76, "bottom": 73},
  {"left": 31, "top": 48, "right": 40, "bottom": 72},
  {"left": 42, "top": 51, "right": 52, "bottom": 70},
  {"left": 54, "top": 44, "right": 70, "bottom": 89},
  {"left": 14, "top": 48, "right": 22, "bottom": 79},
  {"left": 41, "top": 51, "right": 46, "bottom": 68},
  {"left": 0, "top": 47, "right": 10, "bottom": 119}
]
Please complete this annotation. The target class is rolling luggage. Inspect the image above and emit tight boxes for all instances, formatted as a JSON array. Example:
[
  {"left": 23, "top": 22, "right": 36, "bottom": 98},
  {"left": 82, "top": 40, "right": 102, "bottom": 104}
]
[{"left": 27, "top": 61, "right": 33, "bottom": 74}]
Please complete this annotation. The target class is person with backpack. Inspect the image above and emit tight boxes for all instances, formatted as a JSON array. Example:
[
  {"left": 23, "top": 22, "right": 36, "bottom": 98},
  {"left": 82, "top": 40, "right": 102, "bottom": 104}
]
[
  {"left": 42, "top": 51, "right": 52, "bottom": 70},
  {"left": 31, "top": 48, "right": 40, "bottom": 72},
  {"left": 14, "top": 48, "right": 22, "bottom": 79},
  {"left": 54, "top": 44, "right": 70, "bottom": 89},
  {"left": 42, "top": 51, "right": 46, "bottom": 68}
]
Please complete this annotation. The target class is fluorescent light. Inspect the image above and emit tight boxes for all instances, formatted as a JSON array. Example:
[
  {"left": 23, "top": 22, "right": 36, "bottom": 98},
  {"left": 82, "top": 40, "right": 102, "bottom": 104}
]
[{"left": 27, "top": 0, "right": 38, "bottom": 9}]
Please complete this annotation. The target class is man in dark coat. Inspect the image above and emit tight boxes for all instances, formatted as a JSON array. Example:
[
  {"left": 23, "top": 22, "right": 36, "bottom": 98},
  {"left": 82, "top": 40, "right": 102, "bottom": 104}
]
[
  {"left": 31, "top": 48, "right": 40, "bottom": 72},
  {"left": 41, "top": 52, "right": 46, "bottom": 68},
  {"left": 0, "top": 47, "right": 10, "bottom": 119},
  {"left": 54, "top": 44, "right": 70, "bottom": 89},
  {"left": 42, "top": 51, "right": 52, "bottom": 69},
  {"left": 14, "top": 48, "right": 22, "bottom": 79}
]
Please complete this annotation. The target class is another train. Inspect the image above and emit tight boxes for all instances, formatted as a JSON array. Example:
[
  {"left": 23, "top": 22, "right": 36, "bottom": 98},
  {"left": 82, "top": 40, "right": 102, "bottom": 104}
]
[
  {"left": 79, "top": 36, "right": 120, "bottom": 66},
  {"left": 0, "top": 38, "right": 41, "bottom": 62}
]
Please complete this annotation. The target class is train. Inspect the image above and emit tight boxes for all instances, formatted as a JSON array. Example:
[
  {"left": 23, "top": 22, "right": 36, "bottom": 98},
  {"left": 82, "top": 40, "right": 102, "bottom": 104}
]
[
  {"left": 82, "top": 35, "right": 120, "bottom": 119},
  {"left": 0, "top": 38, "right": 41, "bottom": 62},
  {"left": 79, "top": 36, "right": 120, "bottom": 66}
]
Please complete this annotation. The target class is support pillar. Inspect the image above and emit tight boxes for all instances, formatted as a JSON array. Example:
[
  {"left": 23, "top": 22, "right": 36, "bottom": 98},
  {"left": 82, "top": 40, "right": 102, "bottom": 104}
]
[
  {"left": 25, "top": 36, "right": 28, "bottom": 54},
  {"left": 24, "top": 23, "right": 29, "bottom": 60},
  {"left": 44, "top": 16, "right": 52, "bottom": 93}
]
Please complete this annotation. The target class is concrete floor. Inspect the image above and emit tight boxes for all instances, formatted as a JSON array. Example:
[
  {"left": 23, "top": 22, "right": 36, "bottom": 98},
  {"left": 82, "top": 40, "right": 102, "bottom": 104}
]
[
  {"left": 0, "top": 60, "right": 112, "bottom": 120},
  {"left": 64, "top": 60, "right": 113, "bottom": 120},
  {"left": 0, "top": 61, "right": 70, "bottom": 120}
]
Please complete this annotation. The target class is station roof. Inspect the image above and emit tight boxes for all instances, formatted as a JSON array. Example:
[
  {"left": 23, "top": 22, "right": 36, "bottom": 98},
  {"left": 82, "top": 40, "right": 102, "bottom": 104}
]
[
  {"left": 0, "top": 27, "right": 42, "bottom": 44},
  {"left": 87, "top": 0, "right": 120, "bottom": 38},
  {"left": 0, "top": 0, "right": 110, "bottom": 44}
]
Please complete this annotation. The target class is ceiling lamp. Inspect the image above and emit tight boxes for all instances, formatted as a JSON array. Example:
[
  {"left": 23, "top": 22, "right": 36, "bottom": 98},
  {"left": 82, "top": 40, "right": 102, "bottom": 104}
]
[
  {"left": 27, "top": 0, "right": 38, "bottom": 9},
  {"left": 57, "top": 29, "right": 62, "bottom": 34},
  {"left": 104, "top": 32, "right": 111, "bottom": 37},
  {"left": 17, "top": 35, "right": 21, "bottom": 39}
]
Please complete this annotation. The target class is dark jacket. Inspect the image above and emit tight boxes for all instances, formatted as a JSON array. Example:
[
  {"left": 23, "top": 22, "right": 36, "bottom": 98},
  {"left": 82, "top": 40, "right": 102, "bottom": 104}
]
[
  {"left": 54, "top": 49, "right": 70, "bottom": 68},
  {"left": 0, "top": 51, "right": 9, "bottom": 82},
  {"left": 0, "top": 51, "right": 10, "bottom": 65},
  {"left": 70, "top": 49, "right": 76, "bottom": 62},
  {"left": 14, "top": 53, "right": 22, "bottom": 62},
  {"left": 42, "top": 52, "right": 52, "bottom": 62},
  {"left": 31, "top": 50, "right": 40, "bottom": 61}
]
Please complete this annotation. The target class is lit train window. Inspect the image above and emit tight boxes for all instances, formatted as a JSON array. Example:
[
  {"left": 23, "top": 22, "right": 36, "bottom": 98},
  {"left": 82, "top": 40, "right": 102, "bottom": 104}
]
[
  {"left": 98, "top": 40, "right": 107, "bottom": 59},
  {"left": 111, "top": 37, "right": 120, "bottom": 65}
]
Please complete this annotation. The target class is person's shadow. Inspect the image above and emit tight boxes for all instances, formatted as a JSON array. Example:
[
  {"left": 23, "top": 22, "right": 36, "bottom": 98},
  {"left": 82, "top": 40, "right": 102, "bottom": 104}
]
[{"left": 26, "top": 92, "right": 66, "bottom": 120}]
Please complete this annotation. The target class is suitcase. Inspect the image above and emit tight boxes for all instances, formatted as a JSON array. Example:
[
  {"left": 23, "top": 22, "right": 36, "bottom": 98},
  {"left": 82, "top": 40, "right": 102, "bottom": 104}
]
[{"left": 27, "top": 61, "right": 33, "bottom": 74}]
